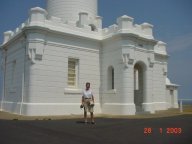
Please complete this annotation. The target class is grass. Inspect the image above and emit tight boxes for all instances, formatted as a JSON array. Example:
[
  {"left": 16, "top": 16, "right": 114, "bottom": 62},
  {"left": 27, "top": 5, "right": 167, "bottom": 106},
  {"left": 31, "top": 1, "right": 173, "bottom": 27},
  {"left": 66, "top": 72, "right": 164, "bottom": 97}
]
[{"left": 0, "top": 105, "right": 192, "bottom": 120}]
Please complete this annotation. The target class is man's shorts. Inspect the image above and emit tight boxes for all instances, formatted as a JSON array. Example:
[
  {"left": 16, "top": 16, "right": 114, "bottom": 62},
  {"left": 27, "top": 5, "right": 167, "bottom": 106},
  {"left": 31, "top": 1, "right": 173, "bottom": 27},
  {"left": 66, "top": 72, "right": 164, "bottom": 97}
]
[{"left": 83, "top": 99, "right": 94, "bottom": 113}]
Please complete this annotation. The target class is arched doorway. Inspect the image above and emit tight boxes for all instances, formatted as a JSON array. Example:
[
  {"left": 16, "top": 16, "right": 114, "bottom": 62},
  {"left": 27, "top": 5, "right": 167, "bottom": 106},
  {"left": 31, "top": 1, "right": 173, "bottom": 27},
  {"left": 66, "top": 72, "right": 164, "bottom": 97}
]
[{"left": 134, "top": 62, "right": 146, "bottom": 113}]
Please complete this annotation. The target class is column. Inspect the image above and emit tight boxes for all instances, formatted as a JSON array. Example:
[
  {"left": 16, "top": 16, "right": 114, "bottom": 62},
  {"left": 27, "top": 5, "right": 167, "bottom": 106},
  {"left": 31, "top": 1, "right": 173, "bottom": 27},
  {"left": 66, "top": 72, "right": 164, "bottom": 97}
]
[
  {"left": 120, "top": 64, "right": 136, "bottom": 115},
  {"left": 142, "top": 67, "right": 155, "bottom": 113}
]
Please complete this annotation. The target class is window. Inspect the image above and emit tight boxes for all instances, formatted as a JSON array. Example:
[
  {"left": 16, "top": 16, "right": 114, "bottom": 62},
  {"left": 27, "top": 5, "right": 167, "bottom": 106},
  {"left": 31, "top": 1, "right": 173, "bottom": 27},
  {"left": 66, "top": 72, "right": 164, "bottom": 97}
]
[
  {"left": 112, "top": 68, "right": 114, "bottom": 89},
  {"left": 68, "top": 58, "right": 79, "bottom": 87},
  {"left": 11, "top": 60, "right": 16, "bottom": 86},
  {"left": 108, "top": 66, "right": 114, "bottom": 90}
]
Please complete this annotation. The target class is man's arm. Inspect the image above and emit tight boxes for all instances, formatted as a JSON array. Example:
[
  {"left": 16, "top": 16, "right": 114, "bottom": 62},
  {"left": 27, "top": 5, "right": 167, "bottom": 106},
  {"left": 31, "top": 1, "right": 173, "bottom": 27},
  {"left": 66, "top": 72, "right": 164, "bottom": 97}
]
[
  {"left": 92, "top": 95, "right": 94, "bottom": 103},
  {"left": 81, "top": 96, "right": 84, "bottom": 105}
]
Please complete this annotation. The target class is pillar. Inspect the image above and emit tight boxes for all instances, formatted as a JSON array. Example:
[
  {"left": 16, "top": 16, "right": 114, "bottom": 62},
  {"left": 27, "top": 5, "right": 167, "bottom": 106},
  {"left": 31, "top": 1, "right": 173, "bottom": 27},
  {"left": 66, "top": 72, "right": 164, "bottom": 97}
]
[
  {"left": 29, "top": 7, "right": 47, "bottom": 23},
  {"left": 117, "top": 15, "right": 134, "bottom": 30},
  {"left": 120, "top": 63, "right": 136, "bottom": 115},
  {"left": 3, "top": 31, "right": 13, "bottom": 44},
  {"left": 142, "top": 67, "right": 155, "bottom": 113}
]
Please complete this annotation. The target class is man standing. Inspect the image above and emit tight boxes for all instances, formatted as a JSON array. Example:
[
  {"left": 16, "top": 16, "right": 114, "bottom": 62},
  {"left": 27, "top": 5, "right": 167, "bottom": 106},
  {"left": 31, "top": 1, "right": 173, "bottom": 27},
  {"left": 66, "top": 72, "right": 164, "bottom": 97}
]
[{"left": 81, "top": 82, "right": 95, "bottom": 124}]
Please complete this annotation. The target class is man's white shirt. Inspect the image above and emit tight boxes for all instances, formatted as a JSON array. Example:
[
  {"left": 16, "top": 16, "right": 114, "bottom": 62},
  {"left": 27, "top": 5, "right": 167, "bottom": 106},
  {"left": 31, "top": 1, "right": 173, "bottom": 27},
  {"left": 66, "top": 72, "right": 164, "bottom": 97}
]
[{"left": 82, "top": 89, "right": 93, "bottom": 99}]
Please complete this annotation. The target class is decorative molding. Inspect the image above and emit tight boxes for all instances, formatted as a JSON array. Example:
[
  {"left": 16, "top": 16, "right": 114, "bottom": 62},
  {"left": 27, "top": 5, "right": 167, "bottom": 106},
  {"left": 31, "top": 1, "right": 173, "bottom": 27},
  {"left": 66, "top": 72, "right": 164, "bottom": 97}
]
[
  {"left": 104, "top": 89, "right": 117, "bottom": 94},
  {"left": 148, "top": 57, "right": 154, "bottom": 67},
  {"left": 64, "top": 88, "right": 82, "bottom": 94},
  {"left": 162, "top": 68, "right": 167, "bottom": 76},
  {"left": 46, "top": 41, "right": 99, "bottom": 54},
  {"left": 27, "top": 41, "right": 45, "bottom": 64},
  {"left": 122, "top": 53, "right": 134, "bottom": 68},
  {"left": 154, "top": 61, "right": 167, "bottom": 65},
  {"left": 147, "top": 53, "right": 154, "bottom": 68},
  {"left": 28, "top": 48, "right": 36, "bottom": 64}
]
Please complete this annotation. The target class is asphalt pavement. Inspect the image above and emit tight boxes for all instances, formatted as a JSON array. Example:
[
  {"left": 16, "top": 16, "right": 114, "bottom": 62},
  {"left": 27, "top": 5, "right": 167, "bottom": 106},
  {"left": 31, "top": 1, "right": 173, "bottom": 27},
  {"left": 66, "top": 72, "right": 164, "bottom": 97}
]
[{"left": 0, "top": 114, "right": 192, "bottom": 144}]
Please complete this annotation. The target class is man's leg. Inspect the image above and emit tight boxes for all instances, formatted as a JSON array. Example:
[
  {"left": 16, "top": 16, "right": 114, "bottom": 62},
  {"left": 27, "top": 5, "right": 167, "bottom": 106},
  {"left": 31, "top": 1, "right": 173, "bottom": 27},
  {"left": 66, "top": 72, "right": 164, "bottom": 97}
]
[
  {"left": 90, "top": 112, "right": 95, "bottom": 124},
  {"left": 84, "top": 110, "right": 87, "bottom": 123}
]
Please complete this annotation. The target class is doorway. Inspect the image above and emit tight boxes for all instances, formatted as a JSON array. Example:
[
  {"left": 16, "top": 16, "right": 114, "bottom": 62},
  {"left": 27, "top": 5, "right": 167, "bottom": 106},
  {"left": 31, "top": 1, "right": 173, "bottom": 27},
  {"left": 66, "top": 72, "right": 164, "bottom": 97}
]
[{"left": 134, "top": 62, "right": 145, "bottom": 112}]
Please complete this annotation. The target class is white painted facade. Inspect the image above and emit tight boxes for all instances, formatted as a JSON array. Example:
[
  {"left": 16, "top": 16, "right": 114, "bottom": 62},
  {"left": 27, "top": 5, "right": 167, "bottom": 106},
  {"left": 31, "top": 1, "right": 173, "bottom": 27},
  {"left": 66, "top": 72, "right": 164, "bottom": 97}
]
[{"left": 0, "top": 0, "right": 179, "bottom": 116}]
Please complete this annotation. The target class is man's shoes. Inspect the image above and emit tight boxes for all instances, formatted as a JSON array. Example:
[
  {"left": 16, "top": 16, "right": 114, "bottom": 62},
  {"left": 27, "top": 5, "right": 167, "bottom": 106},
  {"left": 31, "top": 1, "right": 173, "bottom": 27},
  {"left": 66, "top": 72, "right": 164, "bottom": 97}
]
[
  {"left": 84, "top": 121, "right": 95, "bottom": 124},
  {"left": 84, "top": 121, "right": 88, "bottom": 124}
]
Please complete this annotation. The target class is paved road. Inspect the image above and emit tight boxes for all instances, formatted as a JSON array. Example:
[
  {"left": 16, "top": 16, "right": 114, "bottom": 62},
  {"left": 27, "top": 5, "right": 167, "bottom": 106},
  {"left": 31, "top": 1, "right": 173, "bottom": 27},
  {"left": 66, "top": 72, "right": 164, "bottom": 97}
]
[{"left": 0, "top": 115, "right": 192, "bottom": 144}]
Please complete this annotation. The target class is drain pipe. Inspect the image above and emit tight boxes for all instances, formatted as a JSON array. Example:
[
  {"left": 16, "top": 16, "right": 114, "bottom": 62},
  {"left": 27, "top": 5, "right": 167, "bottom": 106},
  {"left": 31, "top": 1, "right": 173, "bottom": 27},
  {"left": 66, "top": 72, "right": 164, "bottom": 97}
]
[
  {"left": 0, "top": 49, "right": 2, "bottom": 110},
  {"left": 0, "top": 49, "right": 7, "bottom": 110},
  {"left": 179, "top": 100, "right": 183, "bottom": 113},
  {"left": 19, "top": 35, "right": 27, "bottom": 115},
  {"left": 0, "top": 49, "right": 3, "bottom": 110}
]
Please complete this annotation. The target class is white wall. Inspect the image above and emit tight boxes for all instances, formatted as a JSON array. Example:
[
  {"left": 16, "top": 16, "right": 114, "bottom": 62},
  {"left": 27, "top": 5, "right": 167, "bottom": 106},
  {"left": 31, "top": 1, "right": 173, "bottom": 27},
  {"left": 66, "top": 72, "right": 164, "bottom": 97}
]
[
  {"left": 100, "top": 34, "right": 171, "bottom": 114},
  {"left": 101, "top": 35, "right": 157, "bottom": 114},
  {"left": 166, "top": 86, "right": 179, "bottom": 108},
  {"left": 101, "top": 36, "right": 136, "bottom": 115},
  {"left": 1, "top": 31, "right": 172, "bottom": 116},
  {"left": 153, "top": 54, "right": 168, "bottom": 110},
  {"left": 1, "top": 38, "right": 25, "bottom": 114},
  {"left": 22, "top": 31, "right": 101, "bottom": 115}
]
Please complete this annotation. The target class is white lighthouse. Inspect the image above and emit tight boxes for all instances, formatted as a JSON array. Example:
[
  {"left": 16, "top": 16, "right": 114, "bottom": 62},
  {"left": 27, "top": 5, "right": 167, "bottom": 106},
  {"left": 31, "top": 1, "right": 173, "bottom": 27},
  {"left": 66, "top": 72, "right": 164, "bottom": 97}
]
[
  {"left": 47, "top": 0, "right": 97, "bottom": 22},
  {"left": 0, "top": 0, "right": 179, "bottom": 116}
]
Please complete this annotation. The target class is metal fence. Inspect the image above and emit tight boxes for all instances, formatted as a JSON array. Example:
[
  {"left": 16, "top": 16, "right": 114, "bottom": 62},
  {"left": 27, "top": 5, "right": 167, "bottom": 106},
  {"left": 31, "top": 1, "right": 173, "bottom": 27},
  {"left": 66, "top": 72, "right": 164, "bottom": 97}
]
[{"left": 179, "top": 99, "right": 192, "bottom": 112}]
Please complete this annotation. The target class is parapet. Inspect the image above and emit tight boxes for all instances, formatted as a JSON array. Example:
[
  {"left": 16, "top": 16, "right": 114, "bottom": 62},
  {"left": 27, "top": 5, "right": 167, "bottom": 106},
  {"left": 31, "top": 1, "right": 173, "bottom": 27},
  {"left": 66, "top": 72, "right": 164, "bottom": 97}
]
[
  {"left": 154, "top": 41, "right": 167, "bottom": 55},
  {"left": 2, "top": 8, "right": 157, "bottom": 45},
  {"left": 141, "top": 23, "right": 153, "bottom": 37},
  {"left": 3, "top": 31, "right": 14, "bottom": 44},
  {"left": 29, "top": 7, "right": 48, "bottom": 23},
  {"left": 117, "top": 15, "right": 134, "bottom": 30},
  {"left": 1, "top": 6, "right": 104, "bottom": 45},
  {"left": 103, "top": 15, "right": 154, "bottom": 40}
]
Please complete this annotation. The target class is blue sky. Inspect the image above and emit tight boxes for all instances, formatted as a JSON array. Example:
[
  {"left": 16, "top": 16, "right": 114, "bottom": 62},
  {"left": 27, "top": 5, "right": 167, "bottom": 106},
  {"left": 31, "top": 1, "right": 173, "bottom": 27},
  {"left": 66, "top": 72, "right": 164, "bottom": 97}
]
[{"left": 0, "top": 0, "right": 192, "bottom": 99}]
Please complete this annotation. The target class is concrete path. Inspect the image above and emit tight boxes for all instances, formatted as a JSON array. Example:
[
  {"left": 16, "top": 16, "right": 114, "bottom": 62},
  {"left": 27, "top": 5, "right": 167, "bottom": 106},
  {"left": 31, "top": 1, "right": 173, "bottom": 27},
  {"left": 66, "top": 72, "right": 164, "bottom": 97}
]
[{"left": 0, "top": 114, "right": 192, "bottom": 144}]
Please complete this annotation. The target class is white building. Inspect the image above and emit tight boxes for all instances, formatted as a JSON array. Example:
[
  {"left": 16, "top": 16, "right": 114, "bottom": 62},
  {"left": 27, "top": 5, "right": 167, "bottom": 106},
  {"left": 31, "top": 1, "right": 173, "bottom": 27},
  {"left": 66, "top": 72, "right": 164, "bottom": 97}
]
[{"left": 0, "top": 0, "right": 179, "bottom": 116}]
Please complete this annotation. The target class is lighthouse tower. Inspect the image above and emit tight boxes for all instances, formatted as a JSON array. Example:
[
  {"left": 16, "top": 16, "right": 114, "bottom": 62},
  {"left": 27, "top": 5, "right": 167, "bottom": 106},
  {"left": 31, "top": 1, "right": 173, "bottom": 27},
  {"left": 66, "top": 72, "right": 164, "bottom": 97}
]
[{"left": 46, "top": 0, "right": 98, "bottom": 23}]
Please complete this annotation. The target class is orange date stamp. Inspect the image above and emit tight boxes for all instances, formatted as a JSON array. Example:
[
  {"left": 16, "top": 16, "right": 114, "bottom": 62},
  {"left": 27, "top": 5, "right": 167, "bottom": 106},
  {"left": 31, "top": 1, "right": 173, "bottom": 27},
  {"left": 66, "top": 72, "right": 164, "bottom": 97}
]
[{"left": 144, "top": 127, "right": 182, "bottom": 134}]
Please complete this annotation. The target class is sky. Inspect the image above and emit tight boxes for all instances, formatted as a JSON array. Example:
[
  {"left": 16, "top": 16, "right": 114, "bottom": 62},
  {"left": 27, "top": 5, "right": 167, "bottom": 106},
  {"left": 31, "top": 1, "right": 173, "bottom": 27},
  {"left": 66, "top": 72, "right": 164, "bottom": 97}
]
[{"left": 0, "top": 0, "right": 192, "bottom": 99}]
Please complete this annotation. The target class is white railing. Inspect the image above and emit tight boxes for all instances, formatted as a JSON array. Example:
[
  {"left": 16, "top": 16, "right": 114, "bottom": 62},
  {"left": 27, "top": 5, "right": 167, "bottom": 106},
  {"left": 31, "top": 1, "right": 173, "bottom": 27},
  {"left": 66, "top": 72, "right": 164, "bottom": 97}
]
[{"left": 179, "top": 99, "right": 192, "bottom": 112}]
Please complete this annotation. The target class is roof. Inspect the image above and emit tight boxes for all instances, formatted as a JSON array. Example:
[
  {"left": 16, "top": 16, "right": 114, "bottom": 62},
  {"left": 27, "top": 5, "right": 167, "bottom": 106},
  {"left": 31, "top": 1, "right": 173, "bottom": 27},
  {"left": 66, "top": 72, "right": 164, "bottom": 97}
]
[{"left": 166, "top": 77, "right": 179, "bottom": 87}]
